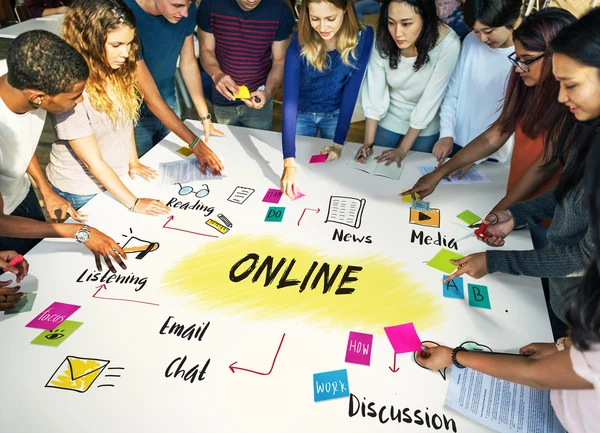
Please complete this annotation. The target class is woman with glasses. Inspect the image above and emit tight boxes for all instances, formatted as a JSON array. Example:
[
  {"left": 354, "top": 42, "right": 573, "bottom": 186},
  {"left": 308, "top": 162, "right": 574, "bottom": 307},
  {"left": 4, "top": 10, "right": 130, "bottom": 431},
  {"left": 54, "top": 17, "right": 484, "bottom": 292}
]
[
  {"left": 45, "top": 0, "right": 170, "bottom": 216},
  {"left": 405, "top": 9, "right": 576, "bottom": 221}
]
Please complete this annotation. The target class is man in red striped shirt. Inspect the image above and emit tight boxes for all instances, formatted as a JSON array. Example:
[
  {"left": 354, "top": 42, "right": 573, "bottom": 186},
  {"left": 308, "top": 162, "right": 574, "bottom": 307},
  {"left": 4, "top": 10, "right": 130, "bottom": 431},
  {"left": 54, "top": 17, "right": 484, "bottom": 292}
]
[{"left": 198, "top": 0, "right": 294, "bottom": 130}]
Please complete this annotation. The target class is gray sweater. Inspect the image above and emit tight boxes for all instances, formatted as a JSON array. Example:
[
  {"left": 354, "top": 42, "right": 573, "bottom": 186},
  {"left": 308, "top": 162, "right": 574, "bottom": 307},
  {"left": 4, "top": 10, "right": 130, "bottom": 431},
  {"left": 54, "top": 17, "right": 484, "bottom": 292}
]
[{"left": 486, "top": 187, "right": 594, "bottom": 322}]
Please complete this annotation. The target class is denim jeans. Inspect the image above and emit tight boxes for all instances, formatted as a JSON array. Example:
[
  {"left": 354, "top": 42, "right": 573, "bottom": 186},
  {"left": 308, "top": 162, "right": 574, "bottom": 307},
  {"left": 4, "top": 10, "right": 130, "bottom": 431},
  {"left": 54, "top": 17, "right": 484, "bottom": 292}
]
[
  {"left": 296, "top": 109, "right": 339, "bottom": 140},
  {"left": 354, "top": 0, "right": 382, "bottom": 22},
  {"left": 0, "top": 186, "right": 45, "bottom": 254},
  {"left": 213, "top": 99, "right": 273, "bottom": 131},
  {"left": 52, "top": 185, "right": 97, "bottom": 211},
  {"left": 135, "top": 98, "right": 182, "bottom": 158},
  {"left": 374, "top": 125, "right": 439, "bottom": 153}
]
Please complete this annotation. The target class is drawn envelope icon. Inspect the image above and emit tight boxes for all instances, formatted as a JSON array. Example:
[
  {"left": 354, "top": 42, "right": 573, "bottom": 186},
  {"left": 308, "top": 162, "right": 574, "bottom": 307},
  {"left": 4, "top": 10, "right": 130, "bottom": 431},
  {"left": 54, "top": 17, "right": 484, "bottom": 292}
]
[{"left": 45, "top": 356, "right": 109, "bottom": 393}]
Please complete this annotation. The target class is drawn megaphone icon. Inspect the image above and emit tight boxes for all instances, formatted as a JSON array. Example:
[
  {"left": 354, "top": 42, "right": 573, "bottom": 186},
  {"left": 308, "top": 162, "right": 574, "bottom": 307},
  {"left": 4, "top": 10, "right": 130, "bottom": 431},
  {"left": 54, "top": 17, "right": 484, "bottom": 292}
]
[{"left": 121, "top": 236, "right": 159, "bottom": 260}]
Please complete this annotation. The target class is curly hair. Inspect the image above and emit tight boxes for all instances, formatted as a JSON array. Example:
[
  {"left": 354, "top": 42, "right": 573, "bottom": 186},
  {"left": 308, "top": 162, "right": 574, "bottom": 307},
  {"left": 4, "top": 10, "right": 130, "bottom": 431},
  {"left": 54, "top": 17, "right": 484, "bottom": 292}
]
[
  {"left": 61, "top": 0, "right": 142, "bottom": 125},
  {"left": 7, "top": 30, "right": 89, "bottom": 96},
  {"left": 376, "top": 0, "right": 440, "bottom": 71}
]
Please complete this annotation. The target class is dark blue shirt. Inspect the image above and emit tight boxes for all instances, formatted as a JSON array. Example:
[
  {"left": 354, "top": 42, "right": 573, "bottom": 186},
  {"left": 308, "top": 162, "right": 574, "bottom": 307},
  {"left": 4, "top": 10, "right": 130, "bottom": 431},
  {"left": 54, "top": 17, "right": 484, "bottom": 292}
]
[
  {"left": 197, "top": 0, "right": 294, "bottom": 106},
  {"left": 124, "top": 0, "right": 196, "bottom": 106},
  {"left": 282, "top": 27, "right": 374, "bottom": 158}
]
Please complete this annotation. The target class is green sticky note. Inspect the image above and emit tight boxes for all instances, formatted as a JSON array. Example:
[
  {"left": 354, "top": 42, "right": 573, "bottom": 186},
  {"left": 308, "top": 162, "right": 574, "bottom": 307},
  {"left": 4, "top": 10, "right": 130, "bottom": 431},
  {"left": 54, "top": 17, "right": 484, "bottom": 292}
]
[
  {"left": 265, "top": 206, "right": 285, "bottom": 222},
  {"left": 457, "top": 210, "right": 481, "bottom": 226},
  {"left": 468, "top": 284, "right": 491, "bottom": 309},
  {"left": 427, "top": 249, "right": 464, "bottom": 274},
  {"left": 4, "top": 292, "right": 37, "bottom": 315},
  {"left": 31, "top": 320, "right": 83, "bottom": 347}
]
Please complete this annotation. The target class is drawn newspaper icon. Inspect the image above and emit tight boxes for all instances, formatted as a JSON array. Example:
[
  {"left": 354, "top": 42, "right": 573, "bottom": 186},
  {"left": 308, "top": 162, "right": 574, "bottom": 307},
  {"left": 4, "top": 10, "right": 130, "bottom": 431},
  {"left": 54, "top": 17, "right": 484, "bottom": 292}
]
[{"left": 325, "top": 196, "right": 366, "bottom": 229}]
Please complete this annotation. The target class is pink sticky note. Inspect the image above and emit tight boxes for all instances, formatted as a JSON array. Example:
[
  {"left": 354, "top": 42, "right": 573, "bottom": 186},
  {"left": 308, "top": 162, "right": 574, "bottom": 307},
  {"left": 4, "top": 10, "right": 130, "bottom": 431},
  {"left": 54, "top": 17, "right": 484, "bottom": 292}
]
[
  {"left": 291, "top": 190, "right": 306, "bottom": 201},
  {"left": 262, "top": 188, "right": 283, "bottom": 204},
  {"left": 310, "top": 154, "right": 327, "bottom": 164},
  {"left": 26, "top": 302, "right": 80, "bottom": 330},
  {"left": 384, "top": 322, "right": 422, "bottom": 354},
  {"left": 345, "top": 331, "right": 373, "bottom": 366}
]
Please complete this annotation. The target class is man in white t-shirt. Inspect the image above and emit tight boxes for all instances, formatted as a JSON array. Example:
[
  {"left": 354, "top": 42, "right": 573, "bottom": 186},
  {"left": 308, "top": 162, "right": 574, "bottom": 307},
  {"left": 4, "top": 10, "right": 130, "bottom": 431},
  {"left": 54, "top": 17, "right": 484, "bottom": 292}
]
[
  {"left": 0, "top": 30, "right": 127, "bottom": 274},
  {"left": 433, "top": 0, "right": 522, "bottom": 177}
]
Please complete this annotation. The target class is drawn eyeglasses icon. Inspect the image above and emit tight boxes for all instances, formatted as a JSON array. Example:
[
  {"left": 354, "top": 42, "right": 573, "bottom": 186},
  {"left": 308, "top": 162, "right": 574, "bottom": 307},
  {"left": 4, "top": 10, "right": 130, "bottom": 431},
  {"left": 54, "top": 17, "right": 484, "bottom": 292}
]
[{"left": 177, "top": 183, "right": 209, "bottom": 198}]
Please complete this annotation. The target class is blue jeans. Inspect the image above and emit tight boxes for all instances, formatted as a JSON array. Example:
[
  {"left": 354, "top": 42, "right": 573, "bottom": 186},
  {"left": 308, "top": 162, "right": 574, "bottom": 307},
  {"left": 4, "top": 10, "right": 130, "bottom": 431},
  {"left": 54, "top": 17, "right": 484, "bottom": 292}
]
[
  {"left": 354, "top": 0, "right": 381, "bottom": 22},
  {"left": 296, "top": 109, "right": 339, "bottom": 139},
  {"left": 213, "top": 99, "right": 273, "bottom": 131},
  {"left": 0, "top": 186, "right": 45, "bottom": 255},
  {"left": 52, "top": 185, "right": 96, "bottom": 211},
  {"left": 135, "top": 97, "right": 181, "bottom": 158},
  {"left": 374, "top": 125, "right": 439, "bottom": 153}
]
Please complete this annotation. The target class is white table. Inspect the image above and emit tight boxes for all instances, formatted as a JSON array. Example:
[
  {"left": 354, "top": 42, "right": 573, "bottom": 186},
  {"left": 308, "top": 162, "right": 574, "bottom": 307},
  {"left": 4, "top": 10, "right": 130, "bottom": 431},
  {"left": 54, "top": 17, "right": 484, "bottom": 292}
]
[
  {"left": 0, "top": 14, "right": 62, "bottom": 39},
  {"left": 0, "top": 124, "right": 553, "bottom": 433}
]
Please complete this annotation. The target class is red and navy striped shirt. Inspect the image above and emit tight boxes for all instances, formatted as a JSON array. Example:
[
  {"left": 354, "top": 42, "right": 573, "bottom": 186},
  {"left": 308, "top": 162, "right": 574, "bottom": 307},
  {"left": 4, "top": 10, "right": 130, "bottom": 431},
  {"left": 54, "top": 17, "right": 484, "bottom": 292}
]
[{"left": 197, "top": 0, "right": 294, "bottom": 106}]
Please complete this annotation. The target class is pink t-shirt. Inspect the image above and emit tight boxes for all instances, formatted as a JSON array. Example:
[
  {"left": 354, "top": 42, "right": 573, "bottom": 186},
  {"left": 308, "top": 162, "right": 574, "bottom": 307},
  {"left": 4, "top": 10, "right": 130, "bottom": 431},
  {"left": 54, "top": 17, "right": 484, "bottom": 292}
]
[{"left": 551, "top": 344, "right": 600, "bottom": 432}]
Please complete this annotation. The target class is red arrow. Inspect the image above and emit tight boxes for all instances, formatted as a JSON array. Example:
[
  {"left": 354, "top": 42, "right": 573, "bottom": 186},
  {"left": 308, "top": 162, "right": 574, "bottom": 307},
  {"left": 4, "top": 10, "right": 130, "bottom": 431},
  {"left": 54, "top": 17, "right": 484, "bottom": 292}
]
[
  {"left": 162, "top": 215, "right": 218, "bottom": 238},
  {"left": 93, "top": 284, "right": 159, "bottom": 306},
  {"left": 389, "top": 352, "right": 399, "bottom": 373},
  {"left": 297, "top": 208, "right": 321, "bottom": 226},
  {"left": 229, "top": 333, "right": 286, "bottom": 375}
]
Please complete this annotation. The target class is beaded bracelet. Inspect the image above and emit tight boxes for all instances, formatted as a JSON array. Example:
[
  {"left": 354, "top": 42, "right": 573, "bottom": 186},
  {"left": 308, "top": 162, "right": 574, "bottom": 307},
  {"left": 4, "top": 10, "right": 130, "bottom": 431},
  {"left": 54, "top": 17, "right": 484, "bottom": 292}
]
[
  {"left": 129, "top": 198, "right": 139, "bottom": 212},
  {"left": 452, "top": 347, "right": 467, "bottom": 369},
  {"left": 188, "top": 136, "right": 200, "bottom": 149}
]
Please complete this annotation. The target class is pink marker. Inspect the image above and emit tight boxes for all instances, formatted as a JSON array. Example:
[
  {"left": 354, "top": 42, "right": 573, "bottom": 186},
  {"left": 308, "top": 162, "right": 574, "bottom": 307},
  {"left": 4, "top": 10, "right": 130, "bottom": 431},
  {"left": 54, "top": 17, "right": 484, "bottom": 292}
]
[{"left": 2, "top": 255, "right": 23, "bottom": 273}]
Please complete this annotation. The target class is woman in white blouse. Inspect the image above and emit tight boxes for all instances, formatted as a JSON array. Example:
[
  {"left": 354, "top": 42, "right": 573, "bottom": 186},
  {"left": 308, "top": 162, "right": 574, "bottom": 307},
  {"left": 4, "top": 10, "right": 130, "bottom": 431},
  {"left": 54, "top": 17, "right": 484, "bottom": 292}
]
[{"left": 357, "top": 0, "right": 460, "bottom": 167}]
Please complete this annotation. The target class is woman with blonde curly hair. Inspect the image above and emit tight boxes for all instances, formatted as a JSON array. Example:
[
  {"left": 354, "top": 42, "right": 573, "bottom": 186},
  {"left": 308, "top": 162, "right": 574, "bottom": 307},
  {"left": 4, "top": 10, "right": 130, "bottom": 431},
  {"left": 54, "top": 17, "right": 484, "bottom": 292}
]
[{"left": 45, "top": 0, "right": 169, "bottom": 215}]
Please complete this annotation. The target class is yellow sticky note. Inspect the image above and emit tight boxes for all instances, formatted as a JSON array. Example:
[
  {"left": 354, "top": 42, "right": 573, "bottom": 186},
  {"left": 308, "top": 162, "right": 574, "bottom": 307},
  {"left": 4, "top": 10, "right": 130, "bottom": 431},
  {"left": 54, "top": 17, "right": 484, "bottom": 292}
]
[
  {"left": 401, "top": 190, "right": 419, "bottom": 203},
  {"left": 234, "top": 85, "right": 251, "bottom": 99},
  {"left": 176, "top": 146, "right": 193, "bottom": 157}
]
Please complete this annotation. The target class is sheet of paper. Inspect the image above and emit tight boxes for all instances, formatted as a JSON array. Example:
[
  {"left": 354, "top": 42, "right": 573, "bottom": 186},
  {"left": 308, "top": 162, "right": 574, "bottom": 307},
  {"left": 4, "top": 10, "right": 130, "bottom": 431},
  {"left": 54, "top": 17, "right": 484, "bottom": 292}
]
[
  {"left": 309, "top": 154, "right": 327, "bottom": 164},
  {"left": 384, "top": 322, "right": 422, "bottom": 354},
  {"left": 346, "top": 157, "right": 376, "bottom": 173},
  {"left": 445, "top": 367, "right": 566, "bottom": 433},
  {"left": 427, "top": 249, "right": 464, "bottom": 274},
  {"left": 159, "top": 159, "right": 222, "bottom": 184},
  {"left": 457, "top": 210, "right": 482, "bottom": 226},
  {"left": 345, "top": 331, "right": 373, "bottom": 366},
  {"left": 417, "top": 166, "right": 490, "bottom": 184},
  {"left": 313, "top": 369, "right": 350, "bottom": 402},
  {"left": 372, "top": 161, "right": 404, "bottom": 180},
  {"left": 4, "top": 292, "right": 37, "bottom": 315},
  {"left": 262, "top": 188, "right": 283, "bottom": 204},
  {"left": 468, "top": 284, "right": 491, "bottom": 309},
  {"left": 31, "top": 320, "right": 83, "bottom": 347},
  {"left": 26, "top": 302, "right": 80, "bottom": 330},
  {"left": 442, "top": 276, "right": 464, "bottom": 299}
]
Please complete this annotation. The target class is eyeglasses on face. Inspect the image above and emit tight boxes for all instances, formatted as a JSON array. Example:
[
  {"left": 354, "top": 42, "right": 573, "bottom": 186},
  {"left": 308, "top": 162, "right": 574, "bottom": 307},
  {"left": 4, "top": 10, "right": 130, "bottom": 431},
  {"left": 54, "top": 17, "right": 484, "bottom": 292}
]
[
  {"left": 508, "top": 52, "right": 545, "bottom": 73},
  {"left": 176, "top": 183, "right": 210, "bottom": 198}
]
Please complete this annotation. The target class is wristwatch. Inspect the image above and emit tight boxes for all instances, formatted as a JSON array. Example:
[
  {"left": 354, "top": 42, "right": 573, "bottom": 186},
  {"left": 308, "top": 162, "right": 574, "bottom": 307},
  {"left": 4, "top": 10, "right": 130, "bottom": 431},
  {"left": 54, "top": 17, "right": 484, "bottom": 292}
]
[
  {"left": 198, "top": 113, "right": 211, "bottom": 121},
  {"left": 74, "top": 225, "right": 90, "bottom": 244}
]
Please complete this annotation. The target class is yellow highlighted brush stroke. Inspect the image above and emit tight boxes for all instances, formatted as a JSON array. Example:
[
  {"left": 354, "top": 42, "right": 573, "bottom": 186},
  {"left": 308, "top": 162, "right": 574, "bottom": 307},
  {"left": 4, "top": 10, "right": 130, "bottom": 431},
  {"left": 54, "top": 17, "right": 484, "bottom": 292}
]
[{"left": 161, "top": 235, "right": 442, "bottom": 333}]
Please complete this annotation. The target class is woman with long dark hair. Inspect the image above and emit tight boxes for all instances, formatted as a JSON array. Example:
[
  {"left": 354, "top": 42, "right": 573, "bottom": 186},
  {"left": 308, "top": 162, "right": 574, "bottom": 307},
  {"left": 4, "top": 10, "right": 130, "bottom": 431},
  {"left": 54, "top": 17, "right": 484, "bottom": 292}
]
[
  {"left": 357, "top": 0, "right": 460, "bottom": 167},
  {"left": 416, "top": 12, "right": 600, "bottom": 430}
]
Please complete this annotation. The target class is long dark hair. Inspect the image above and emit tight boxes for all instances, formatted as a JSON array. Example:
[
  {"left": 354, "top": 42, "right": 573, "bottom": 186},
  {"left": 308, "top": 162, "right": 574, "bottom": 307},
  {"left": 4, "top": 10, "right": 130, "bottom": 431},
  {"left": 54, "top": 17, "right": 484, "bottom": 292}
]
[
  {"left": 549, "top": 8, "right": 600, "bottom": 201},
  {"left": 471, "top": 0, "right": 522, "bottom": 29},
  {"left": 376, "top": 0, "right": 440, "bottom": 71},
  {"left": 496, "top": 8, "right": 576, "bottom": 148}
]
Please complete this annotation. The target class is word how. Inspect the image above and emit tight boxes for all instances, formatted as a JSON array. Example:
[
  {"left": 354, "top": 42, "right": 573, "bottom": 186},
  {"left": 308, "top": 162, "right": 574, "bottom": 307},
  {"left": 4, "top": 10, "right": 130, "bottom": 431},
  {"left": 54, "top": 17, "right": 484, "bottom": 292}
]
[
  {"left": 229, "top": 253, "right": 363, "bottom": 295},
  {"left": 76, "top": 269, "right": 147, "bottom": 291},
  {"left": 165, "top": 198, "right": 214, "bottom": 217},
  {"left": 332, "top": 228, "right": 372, "bottom": 244},
  {"left": 411, "top": 230, "right": 458, "bottom": 251},
  {"left": 159, "top": 316, "right": 210, "bottom": 342},
  {"left": 165, "top": 356, "right": 210, "bottom": 384},
  {"left": 345, "top": 332, "right": 373, "bottom": 366}
]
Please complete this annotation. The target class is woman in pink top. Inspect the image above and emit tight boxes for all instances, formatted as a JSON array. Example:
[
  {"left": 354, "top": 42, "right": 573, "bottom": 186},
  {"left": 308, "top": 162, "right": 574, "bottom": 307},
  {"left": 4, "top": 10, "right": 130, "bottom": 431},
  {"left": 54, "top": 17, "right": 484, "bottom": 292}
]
[{"left": 414, "top": 8, "right": 600, "bottom": 432}]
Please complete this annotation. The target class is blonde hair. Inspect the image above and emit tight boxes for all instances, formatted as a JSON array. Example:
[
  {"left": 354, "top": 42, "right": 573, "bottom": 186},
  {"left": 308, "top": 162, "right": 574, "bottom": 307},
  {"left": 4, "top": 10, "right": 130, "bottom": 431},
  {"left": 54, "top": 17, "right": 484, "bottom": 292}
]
[
  {"left": 62, "top": 0, "right": 142, "bottom": 125},
  {"left": 298, "top": 0, "right": 364, "bottom": 72}
]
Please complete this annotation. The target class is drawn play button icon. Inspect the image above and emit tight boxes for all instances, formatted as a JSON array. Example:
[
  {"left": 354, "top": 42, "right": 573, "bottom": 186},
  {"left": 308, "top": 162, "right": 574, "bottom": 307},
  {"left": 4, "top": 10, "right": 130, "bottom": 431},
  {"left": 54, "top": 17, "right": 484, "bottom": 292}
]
[
  {"left": 418, "top": 212, "right": 431, "bottom": 221},
  {"left": 409, "top": 208, "right": 441, "bottom": 228}
]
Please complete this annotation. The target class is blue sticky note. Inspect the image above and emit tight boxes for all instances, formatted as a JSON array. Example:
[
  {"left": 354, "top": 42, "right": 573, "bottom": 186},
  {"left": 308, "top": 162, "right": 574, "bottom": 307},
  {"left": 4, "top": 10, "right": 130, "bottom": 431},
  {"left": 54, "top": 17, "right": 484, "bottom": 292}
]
[
  {"left": 313, "top": 369, "right": 350, "bottom": 402},
  {"left": 468, "top": 284, "right": 491, "bottom": 309},
  {"left": 442, "top": 276, "right": 464, "bottom": 299},
  {"left": 264, "top": 206, "right": 285, "bottom": 222}
]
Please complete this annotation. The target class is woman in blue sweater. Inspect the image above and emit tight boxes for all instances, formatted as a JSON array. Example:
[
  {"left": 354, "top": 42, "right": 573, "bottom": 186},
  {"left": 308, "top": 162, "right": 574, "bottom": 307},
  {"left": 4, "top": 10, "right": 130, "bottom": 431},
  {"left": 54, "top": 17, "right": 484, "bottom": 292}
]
[{"left": 280, "top": 0, "right": 374, "bottom": 198}]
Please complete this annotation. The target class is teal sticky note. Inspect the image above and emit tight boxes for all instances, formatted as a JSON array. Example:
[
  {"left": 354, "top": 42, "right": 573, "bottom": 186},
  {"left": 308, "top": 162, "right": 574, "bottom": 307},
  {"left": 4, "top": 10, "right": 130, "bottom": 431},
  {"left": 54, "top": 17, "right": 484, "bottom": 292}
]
[
  {"left": 265, "top": 206, "right": 285, "bottom": 222},
  {"left": 4, "top": 292, "right": 37, "bottom": 315},
  {"left": 442, "top": 276, "right": 464, "bottom": 299},
  {"left": 31, "top": 320, "right": 83, "bottom": 347},
  {"left": 313, "top": 369, "right": 349, "bottom": 402},
  {"left": 468, "top": 284, "right": 491, "bottom": 309}
]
